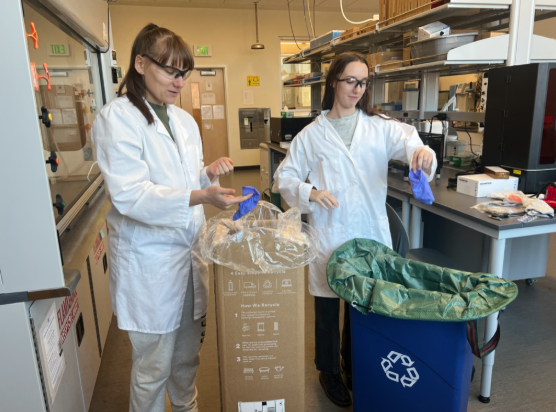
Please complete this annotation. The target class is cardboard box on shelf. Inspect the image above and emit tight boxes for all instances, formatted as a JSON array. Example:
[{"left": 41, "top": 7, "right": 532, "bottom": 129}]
[
  {"left": 380, "top": 0, "right": 441, "bottom": 26},
  {"left": 476, "top": 31, "right": 507, "bottom": 41},
  {"left": 340, "top": 27, "right": 358, "bottom": 40},
  {"left": 366, "top": 51, "right": 403, "bottom": 70},
  {"left": 357, "top": 20, "right": 378, "bottom": 35},
  {"left": 214, "top": 236, "right": 306, "bottom": 412},
  {"left": 403, "top": 47, "right": 412, "bottom": 66},
  {"left": 376, "top": 59, "right": 403, "bottom": 72},
  {"left": 403, "top": 31, "right": 417, "bottom": 47}
]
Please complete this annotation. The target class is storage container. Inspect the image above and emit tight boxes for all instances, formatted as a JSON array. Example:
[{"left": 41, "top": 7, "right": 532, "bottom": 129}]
[
  {"left": 309, "top": 30, "right": 343, "bottom": 49},
  {"left": 409, "top": 33, "right": 477, "bottom": 63},
  {"left": 366, "top": 50, "right": 403, "bottom": 68},
  {"left": 376, "top": 58, "right": 403, "bottom": 72}
]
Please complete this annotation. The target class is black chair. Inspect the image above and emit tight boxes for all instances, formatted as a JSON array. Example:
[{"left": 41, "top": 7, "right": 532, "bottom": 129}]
[{"left": 386, "top": 202, "right": 463, "bottom": 269}]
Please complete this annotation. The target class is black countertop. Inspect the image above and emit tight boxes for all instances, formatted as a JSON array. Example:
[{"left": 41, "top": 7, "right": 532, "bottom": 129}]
[{"left": 388, "top": 168, "right": 556, "bottom": 232}]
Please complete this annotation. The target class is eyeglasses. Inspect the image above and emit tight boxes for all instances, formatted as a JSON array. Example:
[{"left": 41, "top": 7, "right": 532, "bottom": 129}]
[
  {"left": 142, "top": 55, "right": 191, "bottom": 80},
  {"left": 337, "top": 77, "right": 369, "bottom": 89}
]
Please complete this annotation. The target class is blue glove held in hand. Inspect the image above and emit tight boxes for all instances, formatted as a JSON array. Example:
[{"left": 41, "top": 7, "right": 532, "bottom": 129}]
[
  {"left": 233, "top": 186, "right": 260, "bottom": 220},
  {"left": 409, "top": 169, "right": 435, "bottom": 205}
]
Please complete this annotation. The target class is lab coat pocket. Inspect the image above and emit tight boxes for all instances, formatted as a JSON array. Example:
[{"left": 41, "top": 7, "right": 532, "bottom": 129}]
[
  {"left": 315, "top": 226, "right": 348, "bottom": 265},
  {"left": 128, "top": 224, "right": 176, "bottom": 282},
  {"left": 317, "top": 160, "right": 343, "bottom": 192}
]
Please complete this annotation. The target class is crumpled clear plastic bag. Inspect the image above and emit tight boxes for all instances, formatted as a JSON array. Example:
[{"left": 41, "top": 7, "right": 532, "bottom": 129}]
[
  {"left": 472, "top": 190, "right": 554, "bottom": 218},
  {"left": 201, "top": 201, "right": 320, "bottom": 272},
  {"left": 471, "top": 201, "right": 525, "bottom": 217},
  {"left": 489, "top": 190, "right": 527, "bottom": 204}
]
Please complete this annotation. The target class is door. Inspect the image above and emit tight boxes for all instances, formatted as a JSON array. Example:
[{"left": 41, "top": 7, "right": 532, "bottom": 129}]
[{"left": 180, "top": 68, "right": 229, "bottom": 165}]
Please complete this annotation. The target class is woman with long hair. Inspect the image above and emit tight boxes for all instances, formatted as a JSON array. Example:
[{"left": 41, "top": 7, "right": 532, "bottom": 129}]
[
  {"left": 275, "top": 51, "right": 436, "bottom": 407},
  {"left": 92, "top": 24, "right": 250, "bottom": 412}
]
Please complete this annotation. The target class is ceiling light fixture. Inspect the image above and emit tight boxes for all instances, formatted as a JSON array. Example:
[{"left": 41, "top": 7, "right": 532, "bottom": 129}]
[{"left": 251, "top": 2, "right": 264, "bottom": 50}]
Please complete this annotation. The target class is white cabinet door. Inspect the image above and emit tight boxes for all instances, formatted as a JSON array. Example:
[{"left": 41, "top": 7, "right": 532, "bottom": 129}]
[
  {"left": 74, "top": 259, "right": 102, "bottom": 410},
  {"left": 88, "top": 224, "right": 112, "bottom": 351}
]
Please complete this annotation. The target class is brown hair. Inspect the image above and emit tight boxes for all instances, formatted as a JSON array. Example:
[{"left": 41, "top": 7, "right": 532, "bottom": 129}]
[
  {"left": 118, "top": 24, "right": 194, "bottom": 125},
  {"left": 322, "top": 52, "right": 386, "bottom": 118}
]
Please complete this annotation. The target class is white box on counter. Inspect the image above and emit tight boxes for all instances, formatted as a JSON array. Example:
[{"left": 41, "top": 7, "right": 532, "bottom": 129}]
[{"left": 457, "top": 174, "right": 518, "bottom": 197}]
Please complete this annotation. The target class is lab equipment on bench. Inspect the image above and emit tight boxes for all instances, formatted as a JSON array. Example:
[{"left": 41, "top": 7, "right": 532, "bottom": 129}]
[
  {"left": 482, "top": 63, "right": 556, "bottom": 193},
  {"left": 270, "top": 117, "right": 313, "bottom": 144},
  {"left": 457, "top": 174, "right": 519, "bottom": 197}
]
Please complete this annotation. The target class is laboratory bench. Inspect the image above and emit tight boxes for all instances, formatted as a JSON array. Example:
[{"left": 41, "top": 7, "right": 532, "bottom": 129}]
[{"left": 387, "top": 167, "right": 556, "bottom": 281}]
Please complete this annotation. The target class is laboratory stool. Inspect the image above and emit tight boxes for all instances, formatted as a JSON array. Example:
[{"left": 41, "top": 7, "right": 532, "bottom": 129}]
[{"left": 386, "top": 202, "right": 464, "bottom": 270}]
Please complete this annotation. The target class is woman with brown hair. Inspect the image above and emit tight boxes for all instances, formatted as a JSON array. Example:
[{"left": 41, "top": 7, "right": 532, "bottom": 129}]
[
  {"left": 274, "top": 51, "right": 436, "bottom": 407},
  {"left": 92, "top": 24, "right": 249, "bottom": 412}
]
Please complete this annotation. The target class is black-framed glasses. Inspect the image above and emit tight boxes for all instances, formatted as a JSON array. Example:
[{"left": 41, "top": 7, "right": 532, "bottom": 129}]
[
  {"left": 142, "top": 55, "right": 191, "bottom": 80},
  {"left": 337, "top": 76, "right": 369, "bottom": 89}
]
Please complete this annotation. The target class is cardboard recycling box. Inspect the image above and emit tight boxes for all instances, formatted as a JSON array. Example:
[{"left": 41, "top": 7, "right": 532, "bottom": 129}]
[
  {"left": 214, "top": 253, "right": 305, "bottom": 411},
  {"left": 367, "top": 51, "right": 403, "bottom": 72}
]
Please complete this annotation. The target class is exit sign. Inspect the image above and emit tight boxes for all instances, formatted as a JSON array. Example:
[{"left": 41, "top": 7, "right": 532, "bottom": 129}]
[
  {"left": 194, "top": 45, "right": 212, "bottom": 57},
  {"left": 48, "top": 44, "right": 70, "bottom": 56}
]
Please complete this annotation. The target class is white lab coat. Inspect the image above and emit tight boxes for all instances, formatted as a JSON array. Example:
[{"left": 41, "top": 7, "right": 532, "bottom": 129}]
[
  {"left": 92, "top": 96, "right": 214, "bottom": 333},
  {"left": 274, "top": 110, "right": 437, "bottom": 297}
]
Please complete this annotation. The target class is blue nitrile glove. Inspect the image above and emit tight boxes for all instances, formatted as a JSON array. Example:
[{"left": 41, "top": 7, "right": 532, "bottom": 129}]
[
  {"left": 233, "top": 186, "right": 261, "bottom": 220},
  {"left": 409, "top": 168, "right": 435, "bottom": 205}
]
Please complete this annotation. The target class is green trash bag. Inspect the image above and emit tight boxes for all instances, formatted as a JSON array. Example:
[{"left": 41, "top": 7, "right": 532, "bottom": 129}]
[{"left": 327, "top": 238, "right": 519, "bottom": 358}]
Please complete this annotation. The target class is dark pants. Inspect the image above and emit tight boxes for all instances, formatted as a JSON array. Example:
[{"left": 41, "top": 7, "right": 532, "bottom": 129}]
[{"left": 314, "top": 296, "right": 352, "bottom": 375}]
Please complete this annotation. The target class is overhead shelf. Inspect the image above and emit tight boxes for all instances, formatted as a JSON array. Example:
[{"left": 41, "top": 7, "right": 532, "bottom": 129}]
[
  {"left": 283, "top": 0, "right": 556, "bottom": 65},
  {"left": 283, "top": 79, "right": 325, "bottom": 88},
  {"left": 371, "top": 33, "right": 556, "bottom": 80},
  {"left": 372, "top": 59, "right": 504, "bottom": 82}
]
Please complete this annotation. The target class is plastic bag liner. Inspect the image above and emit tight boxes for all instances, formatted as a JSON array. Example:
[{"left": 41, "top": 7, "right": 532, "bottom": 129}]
[
  {"left": 201, "top": 201, "right": 319, "bottom": 273},
  {"left": 327, "top": 238, "right": 518, "bottom": 358}
]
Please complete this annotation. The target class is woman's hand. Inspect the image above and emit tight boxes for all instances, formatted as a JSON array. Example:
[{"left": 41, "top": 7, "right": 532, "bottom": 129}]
[
  {"left": 309, "top": 189, "right": 339, "bottom": 210},
  {"left": 190, "top": 186, "right": 252, "bottom": 209},
  {"left": 411, "top": 148, "right": 434, "bottom": 175},
  {"left": 207, "top": 157, "right": 234, "bottom": 181}
]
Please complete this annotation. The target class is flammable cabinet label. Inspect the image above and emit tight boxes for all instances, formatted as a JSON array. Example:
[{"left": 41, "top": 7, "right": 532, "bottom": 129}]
[{"left": 214, "top": 265, "right": 305, "bottom": 412}]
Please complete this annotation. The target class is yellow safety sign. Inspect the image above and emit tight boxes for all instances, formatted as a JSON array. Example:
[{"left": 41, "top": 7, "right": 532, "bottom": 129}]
[{"left": 247, "top": 76, "right": 260, "bottom": 86}]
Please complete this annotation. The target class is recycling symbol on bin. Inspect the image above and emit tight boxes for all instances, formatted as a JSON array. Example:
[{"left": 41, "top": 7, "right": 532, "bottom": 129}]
[{"left": 381, "top": 351, "right": 419, "bottom": 388}]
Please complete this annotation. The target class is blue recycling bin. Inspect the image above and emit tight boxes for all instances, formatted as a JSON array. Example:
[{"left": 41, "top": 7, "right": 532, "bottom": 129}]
[{"left": 350, "top": 307, "right": 474, "bottom": 412}]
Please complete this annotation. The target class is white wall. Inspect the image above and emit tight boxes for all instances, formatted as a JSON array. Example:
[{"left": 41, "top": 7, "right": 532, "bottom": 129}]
[{"left": 110, "top": 6, "right": 352, "bottom": 166}]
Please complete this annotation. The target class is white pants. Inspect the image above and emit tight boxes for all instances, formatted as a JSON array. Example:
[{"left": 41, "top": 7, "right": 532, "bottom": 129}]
[{"left": 128, "top": 276, "right": 206, "bottom": 412}]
